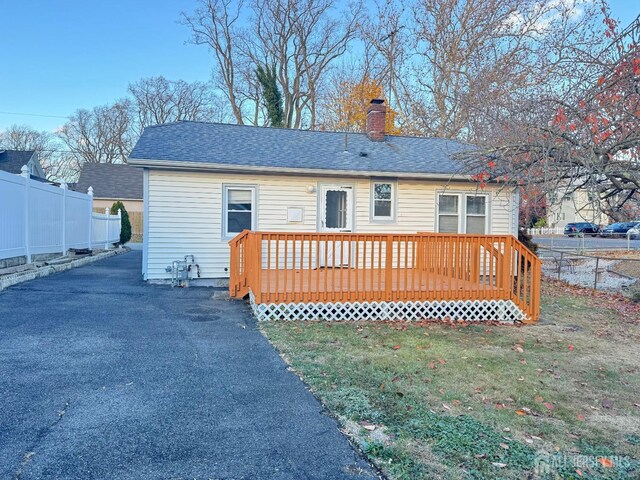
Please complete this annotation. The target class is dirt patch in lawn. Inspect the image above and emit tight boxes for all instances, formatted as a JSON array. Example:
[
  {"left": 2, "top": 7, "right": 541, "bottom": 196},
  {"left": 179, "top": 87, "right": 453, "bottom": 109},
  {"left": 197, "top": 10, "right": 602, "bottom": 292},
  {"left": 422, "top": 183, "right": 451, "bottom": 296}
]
[{"left": 262, "top": 279, "right": 640, "bottom": 479}]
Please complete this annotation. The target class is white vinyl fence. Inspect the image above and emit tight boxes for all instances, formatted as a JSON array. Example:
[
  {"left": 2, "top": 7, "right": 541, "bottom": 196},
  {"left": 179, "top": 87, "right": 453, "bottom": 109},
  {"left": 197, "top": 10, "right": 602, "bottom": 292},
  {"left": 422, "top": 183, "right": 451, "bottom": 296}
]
[
  {"left": 1, "top": 167, "right": 121, "bottom": 263},
  {"left": 527, "top": 227, "right": 564, "bottom": 236}
]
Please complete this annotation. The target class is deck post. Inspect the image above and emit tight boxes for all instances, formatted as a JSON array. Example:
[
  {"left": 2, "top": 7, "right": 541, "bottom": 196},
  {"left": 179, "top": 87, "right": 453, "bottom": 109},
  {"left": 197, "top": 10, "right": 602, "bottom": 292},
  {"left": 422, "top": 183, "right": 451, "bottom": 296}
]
[
  {"left": 385, "top": 235, "right": 394, "bottom": 301},
  {"left": 253, "top": 232, "right": 262, "bottom": 303},
  {"left": 469, "top": 239, "right": 479, "bottom": 283}
]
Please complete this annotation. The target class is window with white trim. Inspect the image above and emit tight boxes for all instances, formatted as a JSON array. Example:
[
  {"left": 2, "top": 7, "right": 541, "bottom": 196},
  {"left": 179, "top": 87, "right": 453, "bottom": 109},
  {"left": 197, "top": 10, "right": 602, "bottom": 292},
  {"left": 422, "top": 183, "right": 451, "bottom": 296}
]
[
  {"left": 437, "top": 194, "right": 459, "bottom": 233},
  {"left": 437, "top": 193, "right": 488, "bottom": 233},
  {"left": 371, "top": 181, "right": 395, "bottom": 220},
  {"left": 465, "top": 195, "right": 487, "bottom": 234},
  {"left": 223, "top": 186, "right": 256, "bottom": 237}
]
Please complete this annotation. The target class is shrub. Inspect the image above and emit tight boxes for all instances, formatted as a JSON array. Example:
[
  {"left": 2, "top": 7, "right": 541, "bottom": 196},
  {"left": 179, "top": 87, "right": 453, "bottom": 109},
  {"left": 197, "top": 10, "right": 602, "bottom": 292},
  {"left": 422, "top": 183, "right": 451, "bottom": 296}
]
[
  {"left": 110, "top": 201, "right": 131, "bottom": 244},
  {"left": 518, "top": 228, "right": 538, "bottom": 254}
]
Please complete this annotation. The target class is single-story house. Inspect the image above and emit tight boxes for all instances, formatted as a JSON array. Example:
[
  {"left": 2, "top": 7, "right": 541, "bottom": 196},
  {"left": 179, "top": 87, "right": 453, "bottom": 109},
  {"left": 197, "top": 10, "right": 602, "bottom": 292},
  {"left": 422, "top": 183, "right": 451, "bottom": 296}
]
[
  {"left": 0, "top": 150, "right": 48, "bottom": 182},
  {"left": 74, "top": 162, "right": 144, "bottom": 240},
  {"left": 128, "top": 99, "right": 520, "bottom": 283}
]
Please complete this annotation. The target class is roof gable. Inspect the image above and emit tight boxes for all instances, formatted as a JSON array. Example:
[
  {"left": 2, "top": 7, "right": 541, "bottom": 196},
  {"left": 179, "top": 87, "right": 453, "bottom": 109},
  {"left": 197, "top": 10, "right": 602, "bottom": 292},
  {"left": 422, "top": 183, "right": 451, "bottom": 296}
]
[
  {"left": 0, "top": 150, "right": 36, "bottom": 174},
  {"left": 128, "top": 121, "right": 474, "bottom": 177},
  {"left": 75, "top": 163, "right": 143, "bottom": 199}
]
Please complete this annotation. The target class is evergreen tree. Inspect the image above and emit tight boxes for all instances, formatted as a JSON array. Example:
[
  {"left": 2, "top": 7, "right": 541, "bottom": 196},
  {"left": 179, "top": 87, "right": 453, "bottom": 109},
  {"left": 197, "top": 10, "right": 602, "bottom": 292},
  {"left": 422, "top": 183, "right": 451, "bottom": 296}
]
[
  {"left": 110, "top": 201, "right": 132, "bottom": 244},
  {"left": 256, "top": 64, "right": 284, "bottom": 128}
]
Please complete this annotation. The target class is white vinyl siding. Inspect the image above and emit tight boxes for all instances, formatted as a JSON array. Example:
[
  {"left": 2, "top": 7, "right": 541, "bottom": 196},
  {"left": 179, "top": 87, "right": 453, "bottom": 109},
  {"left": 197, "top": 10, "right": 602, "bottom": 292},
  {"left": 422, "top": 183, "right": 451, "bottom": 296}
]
[{"left": 145, "top": 170, "right": 515, "bottom": 280}]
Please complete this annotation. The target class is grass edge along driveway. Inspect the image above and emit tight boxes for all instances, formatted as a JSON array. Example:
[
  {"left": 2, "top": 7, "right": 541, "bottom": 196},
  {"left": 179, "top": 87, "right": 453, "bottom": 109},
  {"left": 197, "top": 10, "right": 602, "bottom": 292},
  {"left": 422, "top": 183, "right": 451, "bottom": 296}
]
[{"left": 261, "top": 280, "right": 640, "bottom": 479}]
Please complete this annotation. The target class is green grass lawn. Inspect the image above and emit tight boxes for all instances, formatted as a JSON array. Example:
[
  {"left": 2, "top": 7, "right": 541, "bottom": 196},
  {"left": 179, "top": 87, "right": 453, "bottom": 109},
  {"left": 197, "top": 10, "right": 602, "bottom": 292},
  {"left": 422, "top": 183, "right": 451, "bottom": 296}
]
[{"left": 261, "top": 280, "right": 640, "bottom": 479}]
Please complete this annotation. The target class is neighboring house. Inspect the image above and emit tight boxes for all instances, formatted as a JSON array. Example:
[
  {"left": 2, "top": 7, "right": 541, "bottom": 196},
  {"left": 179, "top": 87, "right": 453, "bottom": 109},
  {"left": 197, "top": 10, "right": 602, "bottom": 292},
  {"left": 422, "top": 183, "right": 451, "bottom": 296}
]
[
  {"left": 128, "top": 99, "right": 520, "bottom": 283},
  {"left": 74, "top": 163, "right": 144, "bottom": 240},
  {"left": 0, "top": 150, "right": 47, "bottom": 182},
  {"left": 546, "top": 188, "right": 605, "bottom": 228}
]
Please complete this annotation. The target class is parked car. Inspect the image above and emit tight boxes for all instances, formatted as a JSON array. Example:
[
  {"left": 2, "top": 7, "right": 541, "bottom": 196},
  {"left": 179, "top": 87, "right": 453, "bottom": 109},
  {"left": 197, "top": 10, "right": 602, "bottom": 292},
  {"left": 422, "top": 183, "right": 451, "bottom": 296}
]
[
  {"left": 626, "top": 224, "right": 640, "bottom": 240},
  {"left": 563, "top": 222, "right": 601, "bottom": 237},
  {"left": 600, "top": 222, "right": 640, "bottom": 237}
]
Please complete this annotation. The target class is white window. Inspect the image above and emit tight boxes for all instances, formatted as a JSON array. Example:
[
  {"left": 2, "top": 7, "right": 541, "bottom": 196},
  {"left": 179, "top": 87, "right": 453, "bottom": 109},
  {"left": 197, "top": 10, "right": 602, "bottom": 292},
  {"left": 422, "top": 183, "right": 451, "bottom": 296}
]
[
  {"left": 371, "top": 181, "right": 395, "bottom": 221},
  {"left": 465, "top": 195, "right": 487, "bottom": 234},
  {"left": 223, "top": 186, "right": 256, "bottom": 237},
  {"left": 438, "top": 194, "right": 459, "bottom": 233},
  {"left": 437, "top": 193, "right": 488, "bottom": 234}
]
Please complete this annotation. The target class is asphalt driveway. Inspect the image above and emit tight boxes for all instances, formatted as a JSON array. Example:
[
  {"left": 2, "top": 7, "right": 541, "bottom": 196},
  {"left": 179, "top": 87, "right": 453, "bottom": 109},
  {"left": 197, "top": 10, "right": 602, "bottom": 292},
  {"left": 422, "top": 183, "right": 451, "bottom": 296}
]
[{"left": 0, "top": 251, "right": 376, "bottom": 480}]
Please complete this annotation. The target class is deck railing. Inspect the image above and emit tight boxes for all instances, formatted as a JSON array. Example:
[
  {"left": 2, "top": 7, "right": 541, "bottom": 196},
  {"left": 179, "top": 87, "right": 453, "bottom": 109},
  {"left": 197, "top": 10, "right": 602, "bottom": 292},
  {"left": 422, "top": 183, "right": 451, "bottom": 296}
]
[{"left": 229, "top": 231, "right": 541, "bottom": 322}]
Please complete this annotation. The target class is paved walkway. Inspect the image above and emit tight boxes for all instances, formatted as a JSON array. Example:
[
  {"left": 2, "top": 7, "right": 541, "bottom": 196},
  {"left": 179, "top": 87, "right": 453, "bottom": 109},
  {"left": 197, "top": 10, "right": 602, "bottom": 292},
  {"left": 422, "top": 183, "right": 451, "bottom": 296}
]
[{"left": 0, "top": 251, "right": 376, "bottom": 479}]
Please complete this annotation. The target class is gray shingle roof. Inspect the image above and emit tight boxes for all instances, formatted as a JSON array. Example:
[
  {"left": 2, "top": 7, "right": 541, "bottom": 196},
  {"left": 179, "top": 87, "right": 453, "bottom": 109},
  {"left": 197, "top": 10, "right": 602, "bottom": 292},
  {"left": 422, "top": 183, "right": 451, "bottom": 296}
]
[
  {"left": 75, "top": 163, "right": 143, "bottom": 199},
  {"left": 128, "top": 121, "right": 474, "bottom": 176},
  {"left": 0, "top": 150, "right": 35, "bottom": 174}
]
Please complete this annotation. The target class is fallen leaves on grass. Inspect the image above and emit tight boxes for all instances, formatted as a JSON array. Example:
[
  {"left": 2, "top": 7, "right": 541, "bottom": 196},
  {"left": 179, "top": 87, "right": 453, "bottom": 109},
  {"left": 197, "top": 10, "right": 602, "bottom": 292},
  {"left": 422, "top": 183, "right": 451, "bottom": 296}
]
[
  {"left": 543, "top": 279, "right": 640, "bottom": 324},
  {"left": 598, "top": 457, "right": 614, "bottom": 468}
]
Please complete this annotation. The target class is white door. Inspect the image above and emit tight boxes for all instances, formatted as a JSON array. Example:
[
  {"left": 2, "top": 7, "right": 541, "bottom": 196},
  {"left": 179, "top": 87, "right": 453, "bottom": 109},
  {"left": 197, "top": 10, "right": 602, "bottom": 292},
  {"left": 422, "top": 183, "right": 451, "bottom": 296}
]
[{"left": 319, "top": 185, "right": 353, "bottom": 267}]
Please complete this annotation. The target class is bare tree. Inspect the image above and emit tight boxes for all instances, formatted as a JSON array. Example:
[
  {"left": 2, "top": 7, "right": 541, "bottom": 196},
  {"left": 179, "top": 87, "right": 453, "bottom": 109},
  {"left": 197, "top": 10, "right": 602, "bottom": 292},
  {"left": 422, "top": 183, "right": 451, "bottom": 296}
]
[
  {"left": 394, "top": 0, "right": 610, "bottom": 141},
  {"left": 57, "top": 100, "right": 135, "bottom": 165},
  {"left": 460, "top": 24, "right": 640, "bottom": 220},
  {"left": 357, "top": 0, "right": 410, "bottom": 121},
  {"left": 0, "top": 124, "right": 77, "bottom": 181},
  {"left": 0, "top": 124, "right": 53, "bottom": 152},
  {"left": 128, "top": 76, "right": 224, "bottom": 132},
  {"left": 182, "top": 0, "right": 362, "bottom": 128},
  {"left": 181, "top": 0, "right": 247, "bottom": 124}
]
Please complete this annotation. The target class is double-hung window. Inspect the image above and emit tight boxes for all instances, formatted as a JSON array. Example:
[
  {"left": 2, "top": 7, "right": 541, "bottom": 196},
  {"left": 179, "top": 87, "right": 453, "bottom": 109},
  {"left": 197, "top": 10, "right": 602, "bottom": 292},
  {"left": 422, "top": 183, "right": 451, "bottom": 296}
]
[
  {"left": 437, "top": 193, "right": 488, "bottom": 234},
  {"left": 371, "top": 181, "right": 395, "bottom": 221},
  {"left": 437, "top": 194, "right": 460, "bottom": 233},
  {"left": 223, "top": 186, "right": 256, "bottom": 237},
  {"left": 465, "top": 195, "right": 487, "bottom": 234}
]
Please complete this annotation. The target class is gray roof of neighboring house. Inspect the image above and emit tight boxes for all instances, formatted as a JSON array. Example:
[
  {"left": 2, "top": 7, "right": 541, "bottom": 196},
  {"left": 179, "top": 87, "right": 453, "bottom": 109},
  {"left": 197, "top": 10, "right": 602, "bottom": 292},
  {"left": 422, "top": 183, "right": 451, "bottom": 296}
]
[
  {"left": 75, "top": 163, "right": 143, "bottom": 200},
  {"left": 128, "top": 121, "right": 475, "bottom": 177},
  {"left": 0, "top": 150, "right": 36, "bottom": 174}
]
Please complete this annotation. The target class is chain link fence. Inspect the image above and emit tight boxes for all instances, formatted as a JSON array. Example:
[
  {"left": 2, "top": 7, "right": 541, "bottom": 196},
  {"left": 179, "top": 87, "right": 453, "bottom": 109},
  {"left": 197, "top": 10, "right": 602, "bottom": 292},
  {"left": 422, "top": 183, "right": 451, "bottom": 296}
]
[{"left": 537, "top": 246, "right": 640, "bottom": 291}]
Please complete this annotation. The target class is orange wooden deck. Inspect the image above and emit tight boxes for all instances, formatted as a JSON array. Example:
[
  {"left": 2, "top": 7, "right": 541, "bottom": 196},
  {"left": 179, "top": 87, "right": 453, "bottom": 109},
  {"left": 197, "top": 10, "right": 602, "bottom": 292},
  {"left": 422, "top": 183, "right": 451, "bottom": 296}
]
[
  {"left": 229, "top": 232, "right": 541, "bottom": 322},
  {"left": 260, "top": 267, "right": 506, "bottom": 303}
]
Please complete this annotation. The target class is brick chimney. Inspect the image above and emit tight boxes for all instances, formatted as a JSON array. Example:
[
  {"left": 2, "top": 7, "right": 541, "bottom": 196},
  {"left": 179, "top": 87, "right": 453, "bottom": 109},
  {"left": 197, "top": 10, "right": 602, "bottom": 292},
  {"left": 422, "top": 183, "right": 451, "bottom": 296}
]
[{"left": 366, "top": 98, "right": 386, "bottom": 141}]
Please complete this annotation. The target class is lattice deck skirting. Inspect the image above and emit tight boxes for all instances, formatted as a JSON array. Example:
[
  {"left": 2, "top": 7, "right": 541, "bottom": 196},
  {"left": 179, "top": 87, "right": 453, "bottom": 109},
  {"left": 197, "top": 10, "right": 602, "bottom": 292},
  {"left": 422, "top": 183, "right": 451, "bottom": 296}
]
[{"left": 248, "top": 291, "right": 527, "bottom": 323}]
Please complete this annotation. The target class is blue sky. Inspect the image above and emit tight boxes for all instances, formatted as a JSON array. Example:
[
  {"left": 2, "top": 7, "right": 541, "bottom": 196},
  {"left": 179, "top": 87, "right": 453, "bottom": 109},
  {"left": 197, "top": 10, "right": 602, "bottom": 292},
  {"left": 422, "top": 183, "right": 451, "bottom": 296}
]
[{"left": 0, "top": 0, "right": 638, "bottom": 133}]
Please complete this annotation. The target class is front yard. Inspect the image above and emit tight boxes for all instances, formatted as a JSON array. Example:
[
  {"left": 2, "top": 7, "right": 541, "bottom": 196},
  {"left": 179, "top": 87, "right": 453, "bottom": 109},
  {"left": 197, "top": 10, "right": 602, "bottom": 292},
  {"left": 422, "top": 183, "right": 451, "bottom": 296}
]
[{"left": 262, "top": 280, "right": 640, "bottom": 479}]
